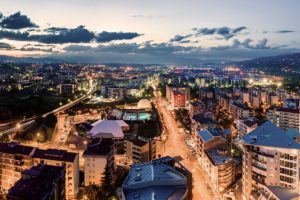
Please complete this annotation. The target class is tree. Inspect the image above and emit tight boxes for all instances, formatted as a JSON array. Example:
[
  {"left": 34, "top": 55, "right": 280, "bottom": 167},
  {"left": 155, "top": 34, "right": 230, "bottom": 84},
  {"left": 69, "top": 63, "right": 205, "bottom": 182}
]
[{"left": 82, "top": 184, "right": 99, "bottom": 200}]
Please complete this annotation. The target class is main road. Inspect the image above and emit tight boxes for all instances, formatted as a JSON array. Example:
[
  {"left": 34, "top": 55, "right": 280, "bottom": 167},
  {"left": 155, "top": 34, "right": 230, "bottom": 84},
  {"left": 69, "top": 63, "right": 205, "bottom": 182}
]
[{"left": 153, "top": 89, "right": 215, "bottom": 200}]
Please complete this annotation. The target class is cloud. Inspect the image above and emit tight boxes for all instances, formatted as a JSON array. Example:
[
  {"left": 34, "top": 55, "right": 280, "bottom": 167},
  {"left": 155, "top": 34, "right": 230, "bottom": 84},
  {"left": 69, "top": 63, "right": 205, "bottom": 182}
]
[
  {"left": 0, "top": 11, "right": 37, "bottom": 29},
  {"left": 276, "top": 30, "right": 295, "bottom": 34},
  {"left": 0, "top": 29, "right": 30, "bottom": 41},
  {"left": 0, "top": 26, "right": 142, "bottom": 44},
  {"left": 56, "top": 40, "right": 297, "bottom": 64},
  {"left": 169, "top": 34, "right": 192, "bottom": 42},
  {"left": 96, "top": 31, "right": 141, "bottom": 42},
  {"left": 178, "top": 40, "right": 191, "bottom": 44},
  {"left": 195, "top": 26, "right": 247, "bottom": 40},
  {"left": 19, "top": 46, "right": 54, "bottom": 52},
  {"left": 211, "top": 38, "right": 272, "bottom": 50},
  {"left": 0, "top": 42, "right": 13, "bottom": 49},
  {"left": 233, "top": 26, "right": 247, "bottom": 33},
  {"left": 32, "top": 25, "right": 95, "bottom": 44},
  {"left": 0, "top": 13, "right": 3, "bottom": 19}
]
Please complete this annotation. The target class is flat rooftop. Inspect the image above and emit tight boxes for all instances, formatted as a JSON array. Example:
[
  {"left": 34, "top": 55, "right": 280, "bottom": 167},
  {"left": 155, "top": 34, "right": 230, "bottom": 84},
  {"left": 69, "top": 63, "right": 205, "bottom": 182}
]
[
  {"left": 83, "top": 138, "right": 114, "bottom": 157},
  {"left": 33, "top": 149, "right": 77, "bottom": 163}
]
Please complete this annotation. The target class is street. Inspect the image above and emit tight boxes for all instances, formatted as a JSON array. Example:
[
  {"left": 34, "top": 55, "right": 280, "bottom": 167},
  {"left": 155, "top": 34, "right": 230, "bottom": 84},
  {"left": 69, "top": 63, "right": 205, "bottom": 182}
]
[{"left": 154, "top": 90, "right": 215, "bottom": 200}]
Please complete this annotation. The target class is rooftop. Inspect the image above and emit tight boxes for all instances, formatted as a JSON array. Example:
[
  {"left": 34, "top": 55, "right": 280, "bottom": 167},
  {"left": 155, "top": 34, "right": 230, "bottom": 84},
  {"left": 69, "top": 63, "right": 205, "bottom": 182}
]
[
  {"left": 128, "top": 138, "right": 148, "bottom": 147},
  {"left": 242, "top": 119, "right": 257, "bottom": 127},
  {"left": 33, "top": 149, "right": 77, "bottom": 163},
  {"left": 267, "top": 186, "right": 300, "bottom": 200},
  {"left": 0, "top": 142, "right": 34, "bottom": 156},
  {"left": 83, "top": 138, "right": 114, "bottom": 157},
  {"left": 197, "top": 128, "right": 225, "bottom": 143},
  {"left": 192, "top": 114, "right": 215, "bottom": 124},
  {"left": 205, "top": 147, "right": 232, "bottom": 165},
  {"left": 243, "top": 121, "right": 300, "bottom": 149},
  {"left": 122, "top": 156, "right": 189, "bottom": 200},
  {"left": 88, "top": 120, "right": 129, "bottom": 138}
]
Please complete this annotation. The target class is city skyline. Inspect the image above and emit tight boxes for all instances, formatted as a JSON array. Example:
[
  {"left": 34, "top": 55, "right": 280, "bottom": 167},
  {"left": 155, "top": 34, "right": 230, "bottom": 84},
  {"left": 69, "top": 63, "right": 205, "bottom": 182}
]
[{"left": 0, "top": 0, "right": 300, "bottom": 64}]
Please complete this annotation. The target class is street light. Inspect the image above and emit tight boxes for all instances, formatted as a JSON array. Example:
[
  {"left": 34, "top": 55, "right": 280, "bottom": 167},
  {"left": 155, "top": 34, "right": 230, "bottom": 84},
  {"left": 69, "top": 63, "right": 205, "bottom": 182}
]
[{"left": 16, "top": 123, "right": 21, "bottom": 129}]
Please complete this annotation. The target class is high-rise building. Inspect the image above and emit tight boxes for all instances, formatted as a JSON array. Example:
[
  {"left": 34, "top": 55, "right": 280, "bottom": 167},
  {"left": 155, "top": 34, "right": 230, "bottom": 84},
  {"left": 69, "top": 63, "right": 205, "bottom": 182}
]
[{"left": 242, "top": 121, "right": 300, "bottom": 200}]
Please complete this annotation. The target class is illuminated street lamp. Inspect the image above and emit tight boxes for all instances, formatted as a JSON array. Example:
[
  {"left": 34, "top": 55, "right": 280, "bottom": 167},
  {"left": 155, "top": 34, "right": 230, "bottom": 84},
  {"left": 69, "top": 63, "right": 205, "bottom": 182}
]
[{"left": 16, "top": 123, "right": 21, "bottom": 129}]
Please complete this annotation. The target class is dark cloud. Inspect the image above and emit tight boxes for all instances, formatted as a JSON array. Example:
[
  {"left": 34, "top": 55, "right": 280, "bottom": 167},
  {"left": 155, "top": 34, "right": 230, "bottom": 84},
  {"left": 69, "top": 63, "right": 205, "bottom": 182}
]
[
  {"left": 31, "top": 26, "right": 95, "bottom": 44},
  {"left": 0, "top": 29, "right": 30, "bottom": 41},
  {"left": 233, "top": 26, "right": 247, "bottom": 33},
  {"left": 276, "top": 30, "right": 295, "bottom": 34},
  {"left": 0, "top": 26, "right": 142, "bottom": 44},
  {"left": 0, "top": 42, "right": 13, "bottom": 49},
  {"left": 19, "top": 46, "right": 53, "bottom": 52},
  {"left": 0, "top": 13, "right": 3, "bottom": 19},
  {"left": 96, "top": 31, "right": 141, "bottom": 42},
  {"left": 0, "top": 12, "right": 37, "bottom": 29},
  {"left": 169, "top": 34, "right": 192, "bottom": 42},
  {"left": 195, "top": 26, "right": 247, "bottom": 40},
  {"left": 57, "top": 41, "right": 297, "bottom": 64},
  {"left": 178, "top": 40, "right": 191, "bottom": 44}
]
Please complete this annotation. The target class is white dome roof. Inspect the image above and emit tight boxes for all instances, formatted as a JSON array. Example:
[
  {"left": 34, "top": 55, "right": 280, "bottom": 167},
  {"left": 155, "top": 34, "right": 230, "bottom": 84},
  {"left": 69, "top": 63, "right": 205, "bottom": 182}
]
[{"left": 137, "top": 99, "right": 151, "bottom": 109}]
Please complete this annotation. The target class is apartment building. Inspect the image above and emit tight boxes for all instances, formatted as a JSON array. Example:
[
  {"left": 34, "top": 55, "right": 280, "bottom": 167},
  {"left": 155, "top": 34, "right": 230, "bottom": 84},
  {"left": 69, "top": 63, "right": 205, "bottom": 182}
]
[
  {"left": 191, "top": 114, "right": 216, "bottom": 132},
  {"left": 194, "top": 128, "right": 226, "bottom": 162},
  {"left": 242, "top": 121, "right": 300, "bottom": 200},
  {"left": 219, "top": 94, "right": 231, "bottom": 110},
  {"left": 58, "top": 84, "right": 75, "bottom": 96},
  {"left": 171, "top": 90, "right": 187, "bottom": 109},
  {"left": 124, "top": 137, "right": 156, "bottom": 163},
  {"left": 237, "top": 119, "right": 258, "bottom": 137},
  {"left": 7, "top": 164, "right": 65, "bottom": 200},
  {"left": 267, "top": 106, "right": 300, "bottom": 131},
  {"left": 32, "top": 149, "right": 79, "bottom": 199},
  {"left": 229, "top": 101, "right": 253, "bottom": 122},
  {"left": 0, "top": 143, "right": 79, "bottom": 200},
  {"left": 83, "top": 138, "right": 114, "bottom": 186},
  {"left": 0, "top": 143, "right": 35, "bottom": 192},
  {"left": 202, "top": 146, "right": 236, "bottom": 193},
  {"left": 166, "top": 84, "right": 190, "bottom": 102},
  {"left": 108, "top": 87, "right": 125, "bottom": 100}
]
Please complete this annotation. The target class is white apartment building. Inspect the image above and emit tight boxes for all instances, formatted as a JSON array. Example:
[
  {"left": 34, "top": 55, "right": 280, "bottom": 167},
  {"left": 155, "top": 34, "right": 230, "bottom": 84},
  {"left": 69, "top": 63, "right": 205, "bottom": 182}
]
[
  {"left": 242, "top": 121, "right": 300, "bottom": 200},
  {"left": 267, "top": 107, "right": 300, "bottom": 131},
  {"left": 83, "top": 138, "right": 114, "bottom": 186}
]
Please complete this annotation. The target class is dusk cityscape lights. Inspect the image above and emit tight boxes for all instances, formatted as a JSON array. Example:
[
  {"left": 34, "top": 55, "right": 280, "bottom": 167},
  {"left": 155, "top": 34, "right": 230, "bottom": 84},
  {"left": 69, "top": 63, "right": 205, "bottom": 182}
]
[{"left": 0, "top": 1, "right": 300, "bottom": 200}]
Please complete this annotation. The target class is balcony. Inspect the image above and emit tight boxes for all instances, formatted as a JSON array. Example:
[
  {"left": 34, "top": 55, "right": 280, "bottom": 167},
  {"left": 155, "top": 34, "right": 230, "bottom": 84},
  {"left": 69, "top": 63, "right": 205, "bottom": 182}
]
[
  {"left": 252, "top": 163, "right": 267, "bottom": 172},
  {"left": 252, "top": 149, "right": 274, "bottom": 158}
]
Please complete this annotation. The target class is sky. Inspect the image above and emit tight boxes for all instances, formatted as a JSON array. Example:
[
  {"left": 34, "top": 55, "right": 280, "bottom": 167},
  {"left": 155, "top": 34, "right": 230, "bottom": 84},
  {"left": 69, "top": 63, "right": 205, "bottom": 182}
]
[{"left": 0, "top": 0, "right": 299, "bottom": 64}]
